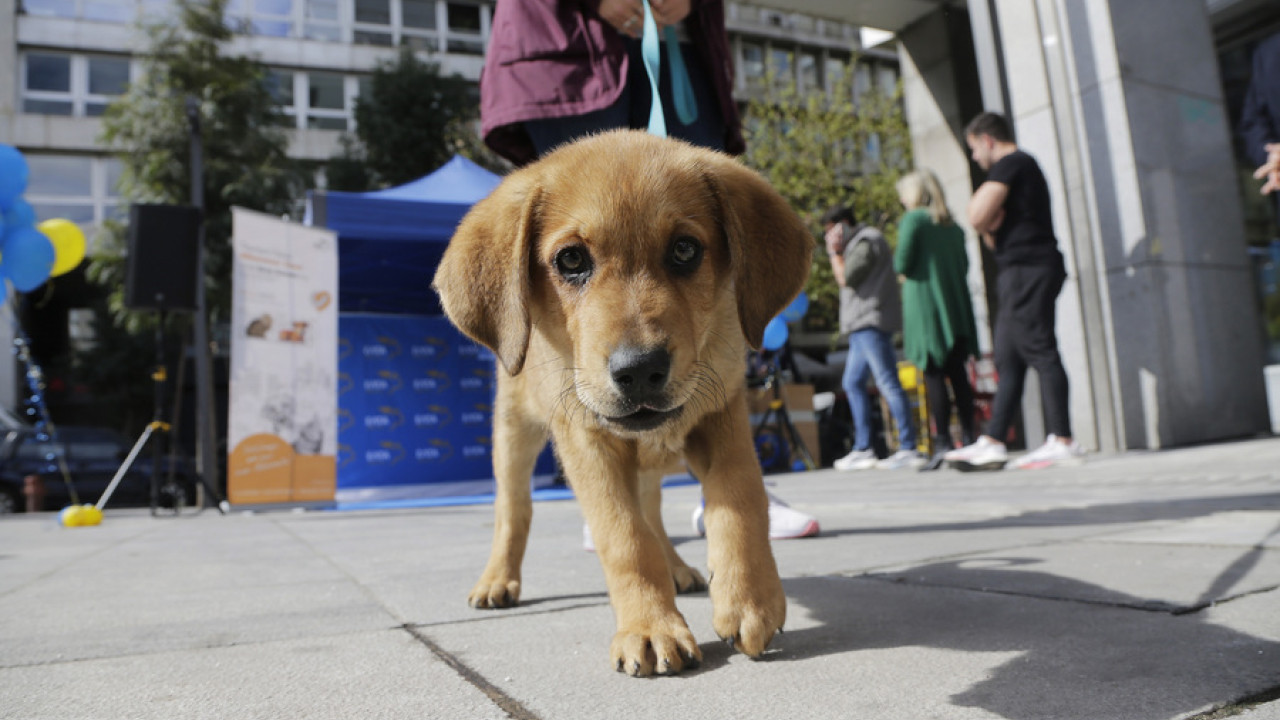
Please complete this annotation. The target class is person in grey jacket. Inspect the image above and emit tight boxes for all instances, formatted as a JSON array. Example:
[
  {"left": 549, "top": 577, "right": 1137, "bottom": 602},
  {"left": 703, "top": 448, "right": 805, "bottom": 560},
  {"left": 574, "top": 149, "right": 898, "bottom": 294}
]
[{"left": 822, "top": 205, "right": 923, "bottom": 471}]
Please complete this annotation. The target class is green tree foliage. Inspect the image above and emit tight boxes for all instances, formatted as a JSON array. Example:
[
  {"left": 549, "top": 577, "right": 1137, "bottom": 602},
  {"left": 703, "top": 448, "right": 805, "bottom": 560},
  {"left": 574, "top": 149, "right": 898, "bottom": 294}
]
[
  {"left": 334, "top": 48, "right": 505, "bottom": 190},
  {"left": 741, "top": 62, "right": 912, "bottom": 334},
  {"left": 81, "top": 0, "right": 301, "bottom": 427},
  {"left": 94, "top": 0, "right": 301, "bottom": 324}
]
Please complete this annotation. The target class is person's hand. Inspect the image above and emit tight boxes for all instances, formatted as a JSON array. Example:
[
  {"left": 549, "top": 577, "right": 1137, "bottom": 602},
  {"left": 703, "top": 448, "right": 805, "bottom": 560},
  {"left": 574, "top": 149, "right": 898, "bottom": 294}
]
[
  {"left": 600, "top": 0, "right": 644, "bottom": 38},
  {"left": 823, "top": 224, "right": 845, "bottom": 255},
  {"left": 1254, "top": 143, "right": 1280, "bottom": 196},
  {"left": 650, "top": 0, "right": 691, "bottom": 27}
]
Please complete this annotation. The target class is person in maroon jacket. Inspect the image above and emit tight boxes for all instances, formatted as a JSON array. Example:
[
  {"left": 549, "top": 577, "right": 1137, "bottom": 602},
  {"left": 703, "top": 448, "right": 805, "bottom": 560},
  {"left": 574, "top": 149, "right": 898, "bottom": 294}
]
[{"left": 479, "top": 0, "right": 743, "bottom": 166}]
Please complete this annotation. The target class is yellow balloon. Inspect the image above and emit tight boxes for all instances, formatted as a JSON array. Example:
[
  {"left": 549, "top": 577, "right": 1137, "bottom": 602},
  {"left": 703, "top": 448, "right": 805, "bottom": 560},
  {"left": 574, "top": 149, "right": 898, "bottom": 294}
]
[{"left": 37, "top": 218, "right": 87, "bottom": 277}]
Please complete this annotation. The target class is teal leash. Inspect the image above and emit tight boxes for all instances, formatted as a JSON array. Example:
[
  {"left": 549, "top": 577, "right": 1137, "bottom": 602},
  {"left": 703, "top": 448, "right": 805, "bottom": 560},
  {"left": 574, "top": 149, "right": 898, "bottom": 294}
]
[{"left": 639, "top": 1, "right": 698, "bottom": 137}]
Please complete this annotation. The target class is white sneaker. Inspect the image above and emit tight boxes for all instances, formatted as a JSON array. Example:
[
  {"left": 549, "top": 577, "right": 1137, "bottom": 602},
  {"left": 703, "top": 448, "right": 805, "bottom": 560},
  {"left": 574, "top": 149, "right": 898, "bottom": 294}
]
[
  {"left": 583, "top": 522, "right": 594, "bottom": 552},
  {"left": 876, "top": 449, "right": 928, "bottom": 470},
  {"left": 766, "top": 492, "right": 820, "bottom": 539},
  {"left": 833, "top": 448, "right": 878, "bottom": 471},
  {"left": 691, "top": 493, "right": 819, "bottom": 539},
  {"left": 943, "top": 436, "right": 1008, "bottom": 471},
  {"left": 1008, "top": 435, "right": 1086, "bottom": 469}
]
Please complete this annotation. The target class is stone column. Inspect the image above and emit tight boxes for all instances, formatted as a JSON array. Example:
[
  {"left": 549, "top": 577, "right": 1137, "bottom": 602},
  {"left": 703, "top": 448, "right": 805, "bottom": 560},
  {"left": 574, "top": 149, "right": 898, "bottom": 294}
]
[{"left": 983, "top": 0, "right": 1269, "bottom": 449}]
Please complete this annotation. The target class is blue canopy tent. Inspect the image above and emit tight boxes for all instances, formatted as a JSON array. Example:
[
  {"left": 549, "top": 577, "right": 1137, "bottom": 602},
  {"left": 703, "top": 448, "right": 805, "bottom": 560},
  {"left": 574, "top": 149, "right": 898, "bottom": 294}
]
[
  {"left": 305, "top": 155, "right": 502, "bottom": 315},
  {"left": 305, "top": 156, "right": 562, "bottom": 507}
]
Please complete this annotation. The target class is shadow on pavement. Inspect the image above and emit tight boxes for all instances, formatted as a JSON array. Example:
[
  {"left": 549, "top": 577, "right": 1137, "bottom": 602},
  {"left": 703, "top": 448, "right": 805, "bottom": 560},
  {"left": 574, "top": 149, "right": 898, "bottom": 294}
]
[{"left": 774, "top": 560, "right": 1280, "bottom": 720}]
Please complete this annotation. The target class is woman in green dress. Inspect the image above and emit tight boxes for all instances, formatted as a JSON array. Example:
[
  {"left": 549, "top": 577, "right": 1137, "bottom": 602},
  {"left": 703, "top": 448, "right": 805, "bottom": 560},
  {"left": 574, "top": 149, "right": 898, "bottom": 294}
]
[{"left": 894, "top": 169, "right": 979, "bottom": 470}]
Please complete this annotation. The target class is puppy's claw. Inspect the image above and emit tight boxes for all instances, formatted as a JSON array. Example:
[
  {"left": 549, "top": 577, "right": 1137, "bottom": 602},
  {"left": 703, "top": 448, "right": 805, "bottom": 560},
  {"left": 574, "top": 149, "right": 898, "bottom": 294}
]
[{"left": 682, "top": 651, "right": 701, "bottom": 670}]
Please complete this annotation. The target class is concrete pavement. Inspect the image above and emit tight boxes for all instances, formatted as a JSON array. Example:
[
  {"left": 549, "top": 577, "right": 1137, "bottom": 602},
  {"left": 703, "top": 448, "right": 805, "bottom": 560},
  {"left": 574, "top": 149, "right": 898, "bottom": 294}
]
[{"left": 2, "top": 436, "right": 1279, "bottom": 719}]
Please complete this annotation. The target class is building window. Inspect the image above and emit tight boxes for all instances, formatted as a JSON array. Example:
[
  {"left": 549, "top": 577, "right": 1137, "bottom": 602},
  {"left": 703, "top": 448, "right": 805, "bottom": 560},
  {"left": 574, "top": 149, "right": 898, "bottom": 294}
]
[
  {"left": 741, "top": 42, "right": 764, "bottom": 92},
  {"left": 23, "top": 53, "right": 73, "bottom": 115},
  {"left": 444, "top": 2, "right": 483, "bottom": 54},
  {"left": 22, "top": 0, "right": 79, "bottom": 19},
  {"left": 769, "top": 47, "right": 792, "bottom": 89},
  {"left": 824, "top": 57, "right": 846, "bottom": 96},
  {"left": 401, "top": 0, "right": 439, "bottom": 51},
  {"left": 21, "top": 0, "right": 167, "bottom": 22},
  {"left": 265, "top": 69, "right": 297, "bottom": 127},
  {"left": 85, "top": 56, "right": 130, "bottom": 116},
  {"left": 304, "top": 0, "right": 341, "bottom": 41},
  {"left": 797, "top": 50, "right": 819, "bottom": 94},
  {"left": 876, "top": 65, "right": 899, "bottom": 94},
  {"left": 22, "top": 155, "right": 123, "bottom": 250},
  {"left": 21, "top": 52, "right": 130, "bottom": 117},
  {"left": 306, "top": 72, "right": 349, "bottom": 129},
  {"left": 854, "top": 63, "right": 872, "bottom": 99},
  {"left": 267, "top": 69, "right": 356, "bottom": 130},
  {"left": 354, "top": 0, "right": 394, "bottom": 45}
]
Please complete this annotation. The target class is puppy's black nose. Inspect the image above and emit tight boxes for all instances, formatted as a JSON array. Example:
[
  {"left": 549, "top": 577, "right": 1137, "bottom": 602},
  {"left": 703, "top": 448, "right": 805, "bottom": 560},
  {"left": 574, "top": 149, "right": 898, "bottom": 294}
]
[{"left": 609, "top": 346, "right": 671, "bottom": 404}]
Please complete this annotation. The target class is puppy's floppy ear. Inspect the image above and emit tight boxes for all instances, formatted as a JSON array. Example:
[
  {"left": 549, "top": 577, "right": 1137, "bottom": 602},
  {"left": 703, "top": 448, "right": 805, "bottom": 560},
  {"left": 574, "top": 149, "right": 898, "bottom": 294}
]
[
  {"left": 433, "top": 170, "right": 540, "bottom": 375},
  {"left": 702, "top": 154, "right": 814, "bottom": 349}
]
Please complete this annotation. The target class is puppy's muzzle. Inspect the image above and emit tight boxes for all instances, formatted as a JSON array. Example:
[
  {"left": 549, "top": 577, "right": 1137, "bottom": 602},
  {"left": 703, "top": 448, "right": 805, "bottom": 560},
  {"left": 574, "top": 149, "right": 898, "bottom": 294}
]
[{"left": 604, "top": 345, "right": 682, "bottom": 432}]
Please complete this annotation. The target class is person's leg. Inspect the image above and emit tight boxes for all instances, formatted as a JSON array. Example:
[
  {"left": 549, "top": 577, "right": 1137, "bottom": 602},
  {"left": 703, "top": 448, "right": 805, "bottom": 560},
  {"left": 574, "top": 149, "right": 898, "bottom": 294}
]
[
  {"left": 943, "top": 346, "right": 978, "bottom": 445},
  {"left": 841, "top": 330, "right": 875, "bottom": 452},
  {"left": 863, "top": 328, "right": 917, "bottom": 451},
  {"left": 984, "top": 267, "right": 1030, "bottom": 445},
  {"left": 1013, "top": 261, "right": 1072, "bottom": 439},
  {"left": 922, "top": 364, "right": 952, "bottom": 449}
]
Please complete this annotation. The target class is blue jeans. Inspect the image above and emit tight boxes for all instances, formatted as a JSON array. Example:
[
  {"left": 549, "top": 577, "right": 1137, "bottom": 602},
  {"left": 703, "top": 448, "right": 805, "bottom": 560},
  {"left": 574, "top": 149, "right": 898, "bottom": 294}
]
[{"left": 843, "top": 327, "right": 917, "bottom": 452}]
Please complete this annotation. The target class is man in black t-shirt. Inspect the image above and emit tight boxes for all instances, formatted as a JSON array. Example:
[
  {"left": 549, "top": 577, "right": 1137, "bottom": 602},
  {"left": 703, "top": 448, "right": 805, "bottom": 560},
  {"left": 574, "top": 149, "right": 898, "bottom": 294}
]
[{"left": 943, "top": 111, "right": 1084, "bottom": 471}]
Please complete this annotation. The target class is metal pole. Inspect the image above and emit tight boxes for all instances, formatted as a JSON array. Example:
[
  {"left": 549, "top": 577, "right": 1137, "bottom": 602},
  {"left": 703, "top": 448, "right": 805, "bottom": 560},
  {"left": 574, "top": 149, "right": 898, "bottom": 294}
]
[{"left": 187, "top": 96, "right": 220, "bottom": 506}]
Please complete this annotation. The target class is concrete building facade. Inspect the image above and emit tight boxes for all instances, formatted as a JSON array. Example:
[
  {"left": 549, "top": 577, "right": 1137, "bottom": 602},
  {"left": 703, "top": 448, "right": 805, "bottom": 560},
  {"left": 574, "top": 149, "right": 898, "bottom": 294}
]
[{"left": 886, "top": 0, "right": 1278, "bottom": 451}]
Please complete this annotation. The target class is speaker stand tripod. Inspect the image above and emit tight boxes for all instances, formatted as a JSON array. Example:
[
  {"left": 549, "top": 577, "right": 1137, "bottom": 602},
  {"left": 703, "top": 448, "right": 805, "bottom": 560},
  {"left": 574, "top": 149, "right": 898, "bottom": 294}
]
[{"left": 101, "top": 310, "right": 228, "bottom": 515}]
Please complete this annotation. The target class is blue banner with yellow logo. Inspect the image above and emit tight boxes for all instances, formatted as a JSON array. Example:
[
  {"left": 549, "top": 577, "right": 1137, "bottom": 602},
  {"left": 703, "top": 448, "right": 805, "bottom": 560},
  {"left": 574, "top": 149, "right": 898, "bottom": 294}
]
[{"left": 337, "top": 314, "right": 556, "bottom": 503}]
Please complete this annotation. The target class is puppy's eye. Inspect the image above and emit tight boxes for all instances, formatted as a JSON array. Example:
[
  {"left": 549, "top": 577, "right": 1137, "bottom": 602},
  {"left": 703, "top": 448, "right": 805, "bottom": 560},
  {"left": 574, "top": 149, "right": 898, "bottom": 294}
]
[
  {"left": 668, "top": 236, "right": 703, "bottom": 275},
  {"left": 554, "top": 246, "right": 593, "bottom": 284}
]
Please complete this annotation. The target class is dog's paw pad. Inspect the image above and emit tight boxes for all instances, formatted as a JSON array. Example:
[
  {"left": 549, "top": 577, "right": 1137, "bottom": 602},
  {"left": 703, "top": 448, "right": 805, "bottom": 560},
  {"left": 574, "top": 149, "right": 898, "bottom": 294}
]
[
  {"left": 467, "top": 579, "right": 520, "bottom": 609},
  {"left": 610, "top": 626, "right": 702, "bottom": 677}
]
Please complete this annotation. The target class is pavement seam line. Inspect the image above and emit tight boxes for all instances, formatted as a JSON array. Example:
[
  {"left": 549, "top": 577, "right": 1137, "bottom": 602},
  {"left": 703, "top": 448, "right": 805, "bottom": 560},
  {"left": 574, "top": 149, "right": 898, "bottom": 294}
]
[
  {"left": 401, "top": 623, "right": 543, "bottom": 720},
  {"left": 860, "top": 573, "right": 1187, "bottom": 613}
]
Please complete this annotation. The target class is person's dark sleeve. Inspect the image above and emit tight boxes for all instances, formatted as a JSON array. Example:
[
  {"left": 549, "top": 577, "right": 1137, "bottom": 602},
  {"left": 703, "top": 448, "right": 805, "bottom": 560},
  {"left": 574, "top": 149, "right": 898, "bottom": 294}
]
[{"left": 1240, "top": 76, "right": 1276, "bottom": 168}]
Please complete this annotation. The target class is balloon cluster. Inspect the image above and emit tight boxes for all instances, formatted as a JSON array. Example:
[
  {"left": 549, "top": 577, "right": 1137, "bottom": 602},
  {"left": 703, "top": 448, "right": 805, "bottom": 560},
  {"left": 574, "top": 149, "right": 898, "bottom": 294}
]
[{"left": 0, "top": 144, "right": 87, "bottom": 294}]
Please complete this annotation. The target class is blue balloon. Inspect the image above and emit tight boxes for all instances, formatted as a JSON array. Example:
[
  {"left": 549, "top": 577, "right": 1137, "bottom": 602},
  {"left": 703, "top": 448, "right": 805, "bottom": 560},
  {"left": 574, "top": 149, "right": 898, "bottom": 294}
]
[
  {"left": 761, "top": 315, "right": 789, "bottom": 351},
  {"left": 781, "top": 291, "right": 809, "bottom": 322},
  {"left": 2, "top": 225, "right": 55, "bottom": 292},
  {"left": 3, "top": 198, "right": 35, "bottom": 230},
  {"left": 0, "top": 145, "right": 29, "bottom": 211}
]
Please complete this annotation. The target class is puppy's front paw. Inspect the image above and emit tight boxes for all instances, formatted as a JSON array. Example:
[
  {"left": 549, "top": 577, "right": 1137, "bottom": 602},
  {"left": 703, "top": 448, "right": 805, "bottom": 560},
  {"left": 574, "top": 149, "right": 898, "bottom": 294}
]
[
  {"left": 610, "top": 618, "right": 702, "bottom": 677},
  {"left": 468, "top": 575, "right": 520, "bottom": 609},
  {"left": 711, "top": 570, "right": 787, "bottom": 657}
]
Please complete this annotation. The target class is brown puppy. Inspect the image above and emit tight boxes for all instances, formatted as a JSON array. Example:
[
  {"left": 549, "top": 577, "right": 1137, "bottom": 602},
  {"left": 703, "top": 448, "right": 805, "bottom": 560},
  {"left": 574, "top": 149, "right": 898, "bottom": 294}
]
[{"left": 433, "top": 130, "right": 813, "bottom": 676}]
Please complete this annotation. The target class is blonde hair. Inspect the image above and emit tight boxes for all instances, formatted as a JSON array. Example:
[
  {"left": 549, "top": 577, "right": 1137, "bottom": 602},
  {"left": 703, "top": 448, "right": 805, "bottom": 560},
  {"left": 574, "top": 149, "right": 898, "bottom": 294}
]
[{"left": 896, "top": 169, "right": 953, "bottom": 225}]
